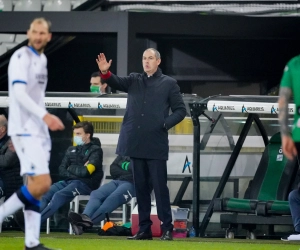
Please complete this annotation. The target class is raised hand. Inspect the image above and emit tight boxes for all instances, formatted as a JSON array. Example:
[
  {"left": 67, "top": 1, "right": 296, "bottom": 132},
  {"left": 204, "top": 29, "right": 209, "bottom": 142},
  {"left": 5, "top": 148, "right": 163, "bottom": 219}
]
[{"left": 96, "top": 53, "right": 112, "bottom": 74}]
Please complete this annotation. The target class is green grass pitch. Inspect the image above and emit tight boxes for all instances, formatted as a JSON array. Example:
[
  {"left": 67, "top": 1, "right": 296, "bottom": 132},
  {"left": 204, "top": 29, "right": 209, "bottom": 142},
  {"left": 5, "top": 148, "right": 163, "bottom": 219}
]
[{"left": 0, "top": 232, "right": 299, "bottom": 250}]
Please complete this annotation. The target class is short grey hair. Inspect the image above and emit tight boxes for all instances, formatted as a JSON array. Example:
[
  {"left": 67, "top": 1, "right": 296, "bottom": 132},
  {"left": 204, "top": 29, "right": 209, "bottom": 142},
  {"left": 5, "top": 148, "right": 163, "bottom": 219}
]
[{"left": 145, "top": 48, "right": 161, "bottom": 60}]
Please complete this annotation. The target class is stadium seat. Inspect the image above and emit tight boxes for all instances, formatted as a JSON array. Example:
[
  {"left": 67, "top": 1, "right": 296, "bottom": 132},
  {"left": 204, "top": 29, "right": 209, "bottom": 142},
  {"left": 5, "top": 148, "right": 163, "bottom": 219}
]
[
  {"left": 2, "top": 42, "right": 18, "bottom": 51},
  {"left": 15, "top": 34, "right": 27, "bottom": 44},
  {"left": 14, "top": 0, "right": 42, "bottom": 11},
  {"left": 214, "top": 132, "right": 299, "bottom": 238},
  {"left": 0, "top": 34, "right": 15, "bottom": 43},
  {"left": 0, "top": 0, "right": 13, "bottom": 11},
  {"left": 71, "top": 0, "right": 87, "bottom": 10},
  {"left": 43, "top": 0, "right": 71, "bottom": 11},
  {"left": 0, "top": 45, "right": 7, "bottom": 56},
  {"left": 122, "top": 197, "right": 136, "bottom": 224}
]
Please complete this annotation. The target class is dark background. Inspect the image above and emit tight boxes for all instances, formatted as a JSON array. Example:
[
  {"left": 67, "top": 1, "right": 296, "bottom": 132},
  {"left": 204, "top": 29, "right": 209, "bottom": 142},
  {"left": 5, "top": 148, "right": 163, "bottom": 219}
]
[{"left": 1, "top": 12, "right": 300, "bottom": 96}]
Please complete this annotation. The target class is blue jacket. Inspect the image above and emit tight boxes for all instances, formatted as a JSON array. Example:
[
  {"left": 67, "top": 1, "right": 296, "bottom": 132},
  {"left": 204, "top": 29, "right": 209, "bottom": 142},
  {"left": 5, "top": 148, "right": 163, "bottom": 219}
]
[{"left": 103, "top": 68, "right": 186, "bottom": 160}]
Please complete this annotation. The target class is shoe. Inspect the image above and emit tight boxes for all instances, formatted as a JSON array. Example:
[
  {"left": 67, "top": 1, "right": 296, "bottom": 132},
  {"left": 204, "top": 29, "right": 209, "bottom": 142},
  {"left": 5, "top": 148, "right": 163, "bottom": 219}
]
[
  {"left": 160, "top": 230, "right": 173, "bottom": 241},
  {"left": 25, "top": 243, "right": 57, "bottom": 250},
  {"left": 14, "top": 209, "right": 25, "bottom": 233},
  {"left": 281, "top": 233, "right": 300, "bottom": 241},
  {"left": 68, "top": 211, "right": 93, "bottom": 228},
  {"left": 71, "top": 223, "right": 83, "bottom": 235},
  {"left": 127, "top": 231, "right": 153, "bottom": 240}
]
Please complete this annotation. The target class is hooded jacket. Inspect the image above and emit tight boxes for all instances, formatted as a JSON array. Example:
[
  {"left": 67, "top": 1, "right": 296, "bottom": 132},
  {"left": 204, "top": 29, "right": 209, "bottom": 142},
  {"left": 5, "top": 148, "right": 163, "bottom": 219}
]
[{"left": 59, "top": 137, "right": 103, "bottom": 190}]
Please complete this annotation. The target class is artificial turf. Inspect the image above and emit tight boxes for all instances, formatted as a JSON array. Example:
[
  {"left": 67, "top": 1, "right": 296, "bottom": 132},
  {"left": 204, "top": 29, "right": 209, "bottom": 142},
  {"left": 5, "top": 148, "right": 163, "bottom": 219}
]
[{"left": 0, "top": 232, "right": 299, "bottom": 250}]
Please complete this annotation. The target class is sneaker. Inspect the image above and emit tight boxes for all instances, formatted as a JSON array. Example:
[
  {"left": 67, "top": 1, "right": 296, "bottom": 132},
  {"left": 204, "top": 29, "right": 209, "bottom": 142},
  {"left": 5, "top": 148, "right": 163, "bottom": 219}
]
[
  {"left": 25, "top": 243, "right": 58, "bottom": 250},
  {"left": 68, "top": 211, "right": 93, "bottom": 228},
  {"left": 71, "top": 223, "right": 83, "bottom": 235},
  {"left": 281, "top": 233, "right": 300, "bottom": 241}
]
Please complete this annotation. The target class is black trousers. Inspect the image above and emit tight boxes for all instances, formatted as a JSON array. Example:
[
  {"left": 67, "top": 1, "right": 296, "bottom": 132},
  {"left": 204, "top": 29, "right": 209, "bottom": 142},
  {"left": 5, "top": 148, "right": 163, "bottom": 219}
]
[{"left": 131, "top": 158, "right": 173, "bottom": 233}]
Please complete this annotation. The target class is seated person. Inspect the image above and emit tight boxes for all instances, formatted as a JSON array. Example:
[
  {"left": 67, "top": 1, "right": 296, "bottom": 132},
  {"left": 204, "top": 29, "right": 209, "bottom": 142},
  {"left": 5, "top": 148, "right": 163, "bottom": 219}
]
[
  {"left": 39, "top": 121, "right": 103, "bottom": 224},
  {"left": 68, "top": 155, "right": 135, "bottom": 235},
  {"left": 0, "top": 114, "right": 22, "bottom": 201},
  {"left": 90, "top": 72, "right": 108, "bottom": 94}
]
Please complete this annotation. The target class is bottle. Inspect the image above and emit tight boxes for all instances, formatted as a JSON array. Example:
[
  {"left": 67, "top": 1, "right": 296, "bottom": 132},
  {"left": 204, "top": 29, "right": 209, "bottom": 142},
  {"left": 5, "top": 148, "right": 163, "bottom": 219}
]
[{"left": 189, "top": 226, "right": 196, "bottom": 238}]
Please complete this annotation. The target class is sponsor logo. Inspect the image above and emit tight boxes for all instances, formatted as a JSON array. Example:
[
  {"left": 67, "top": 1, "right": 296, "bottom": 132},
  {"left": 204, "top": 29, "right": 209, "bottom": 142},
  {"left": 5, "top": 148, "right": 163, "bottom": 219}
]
[
  {"left": 103, "top": 104, "right": 120, "bottom": 109},
  {"left": 271, "top": 105, "right": 277, "bottom": 114},
  {"left": 45, "top": 102, "right": 61, "bottom": 107},
  {"left": 217, "top": 106, "right": 235, "bottom": 111},
  {"left": 276, "top": 107, "right": 293, "bottom": 113},
  {"left": 36, "top": 74, "right": 47, "bottom": 84},
  {"left": 182, "top": 155, "right": 191, "bottom": 174},
  {"left": 73, "top": 103, "right": 91, "bottom": 108},
  {"left": 212, "top": 104, "right": 218, "bottom": 112},
  {"left": 98, "top": 102, "right": 103, "bottom": 109},
  {"left": 242, "top": 105, "right": 248, "bottom": 113},
  {"left": 68, "top": 102, "right": 73, "bottom": 108},
  {"left": 277, "top": 147, "right": 283, "bottom": 161},
  {"left": 123, "top": 194, "right": 129, "bottom": 201},
  {"left": 72, "top": 188, "right": 80, "bottom": 196},
  {"left": 246, "top": 107, "right": 264, "bottom": 112}
]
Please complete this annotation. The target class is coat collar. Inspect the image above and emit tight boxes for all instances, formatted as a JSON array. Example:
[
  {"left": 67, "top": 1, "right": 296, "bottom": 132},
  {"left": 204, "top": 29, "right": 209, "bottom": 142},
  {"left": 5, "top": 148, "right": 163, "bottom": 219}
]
[{"left": 143, "top": 67, "right": 162, "bottom": 78}]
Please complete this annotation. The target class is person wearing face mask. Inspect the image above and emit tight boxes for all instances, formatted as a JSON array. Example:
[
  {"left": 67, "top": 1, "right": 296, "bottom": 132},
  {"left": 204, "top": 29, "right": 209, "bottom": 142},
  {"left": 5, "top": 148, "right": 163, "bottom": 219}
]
[
  {"left": 90, "top": 72, "right": 108, "bottom": 94},
  {"left": 37, "top": 121, "right": 103, "bottom": 224},
  {"left": 0, "top": 114, "right": 22, "bottom": 201}
]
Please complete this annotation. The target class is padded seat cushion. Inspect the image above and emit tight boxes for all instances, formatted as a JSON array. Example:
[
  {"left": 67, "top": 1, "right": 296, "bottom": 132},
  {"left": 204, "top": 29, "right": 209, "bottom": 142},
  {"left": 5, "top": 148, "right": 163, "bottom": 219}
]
[
  {"left": 266, "top": 200, "right": 290, "bottom": 215},
  {"left": 214, "top": 198, "right": 258, "bottom": 213}
]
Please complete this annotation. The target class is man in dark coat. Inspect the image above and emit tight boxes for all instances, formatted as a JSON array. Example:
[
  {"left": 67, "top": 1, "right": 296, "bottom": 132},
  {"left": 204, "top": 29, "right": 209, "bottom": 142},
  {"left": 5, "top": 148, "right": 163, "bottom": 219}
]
[{"left": 96, "top": 48, "right": 186, "bottom": 240}]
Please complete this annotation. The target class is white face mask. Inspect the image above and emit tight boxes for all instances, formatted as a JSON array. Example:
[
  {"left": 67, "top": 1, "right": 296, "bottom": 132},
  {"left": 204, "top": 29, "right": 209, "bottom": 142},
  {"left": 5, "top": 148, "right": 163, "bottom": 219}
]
[{"left": 74, "top": 136, "right": 84, "bottom": 146}]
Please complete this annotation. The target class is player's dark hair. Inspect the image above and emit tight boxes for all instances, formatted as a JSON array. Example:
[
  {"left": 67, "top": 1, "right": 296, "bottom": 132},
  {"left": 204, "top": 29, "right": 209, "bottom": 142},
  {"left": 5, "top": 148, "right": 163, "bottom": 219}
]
[{"left": 73, "top": 121, "right": 94, "bottom": 138}]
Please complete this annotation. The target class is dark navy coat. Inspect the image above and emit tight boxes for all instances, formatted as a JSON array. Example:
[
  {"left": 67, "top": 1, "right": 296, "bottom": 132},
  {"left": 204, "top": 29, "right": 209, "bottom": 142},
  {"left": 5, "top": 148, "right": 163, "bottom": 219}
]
[{"left": 102, "top": 68, "right": 186, "bottom": 160}]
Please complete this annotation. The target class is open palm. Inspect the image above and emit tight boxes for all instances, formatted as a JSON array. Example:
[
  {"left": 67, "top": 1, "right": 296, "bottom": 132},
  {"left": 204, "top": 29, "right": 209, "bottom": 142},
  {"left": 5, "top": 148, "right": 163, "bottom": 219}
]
[{"left": 96, "top": 53, "right": 112, "bottom": 73}]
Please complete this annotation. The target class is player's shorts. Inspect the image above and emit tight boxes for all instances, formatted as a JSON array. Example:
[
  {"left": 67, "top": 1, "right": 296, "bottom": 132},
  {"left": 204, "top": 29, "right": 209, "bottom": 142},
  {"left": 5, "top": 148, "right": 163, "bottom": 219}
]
[{"left": 11, "top": 136, "right": 51, "bottom": 176}]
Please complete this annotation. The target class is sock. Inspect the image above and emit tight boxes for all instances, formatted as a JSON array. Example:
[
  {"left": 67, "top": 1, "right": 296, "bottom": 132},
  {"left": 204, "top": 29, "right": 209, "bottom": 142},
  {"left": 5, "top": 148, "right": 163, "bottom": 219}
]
[
  {"left": 0, "top": 193, "right": 24, "bottom": 223},
  {"left": 24, "top": 203, "right": 41, "bottom": 248},
  {"left": 15, "top": 186, "right": 41, "bottom": 248}
]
